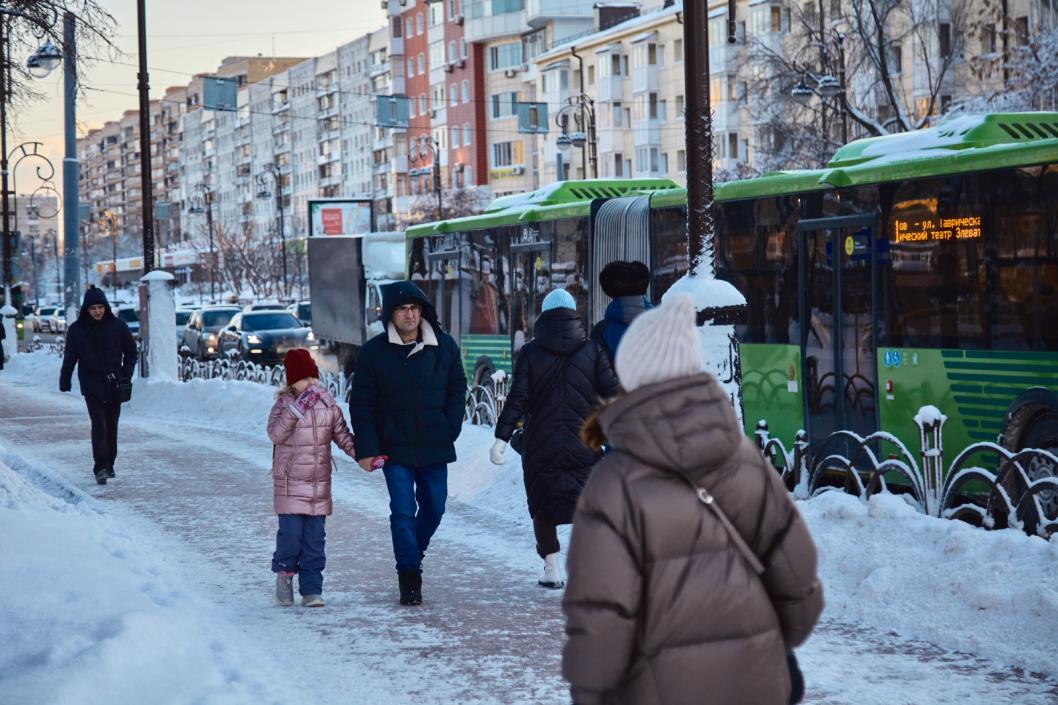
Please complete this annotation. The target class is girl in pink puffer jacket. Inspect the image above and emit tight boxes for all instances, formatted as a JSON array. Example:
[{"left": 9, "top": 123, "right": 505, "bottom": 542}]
[{"left": 267, "top": 348, "right": 358, "bottom": 608}]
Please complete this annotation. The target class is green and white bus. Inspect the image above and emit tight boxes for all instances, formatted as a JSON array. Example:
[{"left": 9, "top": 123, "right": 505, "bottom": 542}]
[{"left": 405, "top": 113, "right": 1058, "bottom": 488}]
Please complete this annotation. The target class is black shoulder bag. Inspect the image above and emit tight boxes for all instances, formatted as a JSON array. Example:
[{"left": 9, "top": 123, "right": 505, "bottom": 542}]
[
  {"left": 685, "top": 479, "right": 805, "bottom": 705},
  {"left": 108, "top": 373, "right": 133, "bottom": 403}
]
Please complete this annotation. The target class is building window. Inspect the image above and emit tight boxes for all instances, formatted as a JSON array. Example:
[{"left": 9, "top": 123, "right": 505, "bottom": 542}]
[
  {"left": 450, "top": 83, "right": 458, "bottom": 106},
  {"left": 419, "top": 93, "right": 427, "bottom": 114},
  {"left": 492, "top": 141, "right": 513, "bottom": 167},
  {"left": 416, "top": 12, "right": 424, "bottom": 34},
  {"left": 937, "top": 22, "right": 952, "bottom": 57},
  {"left": 429, "top": 2, "right": 442, "bottom": 26},
  {"left": 448, "top": 41, "right": 457, "bottom": 63},
  {"left": 405, "top": 17, "right": 413, "bottom": 38},
  {"left": 612, "top": 101, "right": 623, "bottom": 127},
  {"left": 674, "top": 39, "right": 683, "bottom": 62},
  {"left": 677, "top": 149, "right": 686, "bottom": 172},
  {"left": 463, "top": 122, "right": 472, "bottom": 144},
  {"left": 461, "top": 38, "right": 467, "bottom": 59},
  {"left": 490, "top": 91, "right": 518, "bottom": 119},
  {"left": 451, "top": 126, "right": 460, "bottom": 147},
  {"left": 676, "top": 94, "right": 685, "bottom": 117},
  {"left": 587, "top": 65, "right": 595, "bottom": 85},
  {"left": 418, "top": 53, "right": 425, "bottom": 74},
  {"left": 488, "top": 42, "right": 523, "bottom": 71},
  {"left": 462, "top": 79, "right": 470, "bottom": 102}
]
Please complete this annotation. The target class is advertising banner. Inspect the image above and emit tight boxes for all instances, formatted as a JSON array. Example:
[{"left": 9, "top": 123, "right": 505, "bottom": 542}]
[{"left": 308, "top": 199, "right": 374, "bottom": 237}]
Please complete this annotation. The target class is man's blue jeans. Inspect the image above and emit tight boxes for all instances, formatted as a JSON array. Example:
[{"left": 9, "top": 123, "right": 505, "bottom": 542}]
[
  {"left": 382, "top": 463, "right": 447, "bottom": 573},
  {"left": 271, "top": 514, "right": 326, "bottom": 596}
]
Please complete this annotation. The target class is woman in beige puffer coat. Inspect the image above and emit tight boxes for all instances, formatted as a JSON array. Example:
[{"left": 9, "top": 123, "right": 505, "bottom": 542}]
[
  {"left": 562, "top": 296, "right": 824, "bottom": 705},
  {"left": 267, "top": 349, "right": 357, "bottom": 607}
]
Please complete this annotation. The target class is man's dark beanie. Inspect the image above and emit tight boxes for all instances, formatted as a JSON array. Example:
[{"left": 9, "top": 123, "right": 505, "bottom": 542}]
[{"left": 599, "top": 261, "right": 650, "bottom": 298}]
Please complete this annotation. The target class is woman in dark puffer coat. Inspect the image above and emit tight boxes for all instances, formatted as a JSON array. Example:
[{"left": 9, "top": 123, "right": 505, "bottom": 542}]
[
  {"left": 492, "top": 288, "right": 619, "bottom": 588},
  {"left": 563, "top": 294, "right": 823, "bottom": 705}
]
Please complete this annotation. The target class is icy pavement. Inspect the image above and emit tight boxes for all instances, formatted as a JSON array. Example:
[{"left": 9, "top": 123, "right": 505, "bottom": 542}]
[{"left": 2, "top": 368, "right": 1058, "bottom": 704}]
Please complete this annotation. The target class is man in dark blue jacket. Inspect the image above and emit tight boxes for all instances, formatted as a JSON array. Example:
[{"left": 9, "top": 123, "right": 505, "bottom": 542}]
[
  {"left": 348, "top": 281, "right": 467, "bottom": 606},
  {"left": 589, "top": 260, "right": 653, "bottom": 366},
  {"left": 59, "top": 286, "right": 138, "bottom": 485}
]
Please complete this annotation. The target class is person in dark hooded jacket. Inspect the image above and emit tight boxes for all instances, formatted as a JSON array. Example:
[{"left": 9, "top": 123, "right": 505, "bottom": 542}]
[
  {"left": 589, "top": 260, "right": 652, "bottom": 365},
  {"left": 348, "top": 280, "right": 467, "bottom": 606},
  {"left": 491, "top": 288, "right": 619, "bottom": 589},
  {"left": 59, "top": 286, "right": 138, "bottom": 485}
]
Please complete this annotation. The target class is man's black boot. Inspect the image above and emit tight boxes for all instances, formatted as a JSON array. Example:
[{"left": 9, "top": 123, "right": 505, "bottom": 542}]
[
  {"left": 105, "top": 467, "right": 115, "bottom": 479},
  {"left": 398, "top": 570, "right": 421, "bottom": 606},
  {"left": 93, "top": 468, "right": 107, "bottom": 485}
]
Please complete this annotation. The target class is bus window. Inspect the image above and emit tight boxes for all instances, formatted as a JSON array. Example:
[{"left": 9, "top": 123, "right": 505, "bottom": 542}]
[
  {"left": 510, "top": 229, "right": 553, "bottom": 353},
  {"left": 716, "top": 197, "right": 799, "bottom": 344},
  {"left": 650, "top": 206, "right": 690, "bottom": 302},
  {"left": 466, "top": 231, "right": 508, "bottom": 335},
  {"left": 412, "top": 233, "right": 465, "bottom": 334},
  {"left": 880, "top": 176, "right": 986, "bottom": 349},
  {"left": 542, "top": 218, "right": 590, "bottom": 322},
  {"left": 992, "top": 166, "right": 1053, "bottom": 350}
]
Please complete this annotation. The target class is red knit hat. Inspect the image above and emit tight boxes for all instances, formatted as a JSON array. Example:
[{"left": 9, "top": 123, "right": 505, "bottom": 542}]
[{"left": 283, "top": 348, "right": 319, "bottom": 386}]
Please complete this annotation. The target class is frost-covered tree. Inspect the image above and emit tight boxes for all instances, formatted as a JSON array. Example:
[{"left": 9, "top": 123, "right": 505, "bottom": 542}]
[
  {"left": 747, "top": 0, "right": 971, "bottom": 171},
  {"left": 954, "top": 24, "right": 1058, "bottom": 113}
]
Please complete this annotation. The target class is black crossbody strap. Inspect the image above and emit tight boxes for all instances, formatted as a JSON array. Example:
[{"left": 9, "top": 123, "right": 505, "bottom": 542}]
[{"left": 686, "top": 480, "right": 765, "bottom": 575}]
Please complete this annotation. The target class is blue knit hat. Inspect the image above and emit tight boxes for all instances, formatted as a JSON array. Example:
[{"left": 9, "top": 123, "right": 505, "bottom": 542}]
[{"left": 541, "top": 288, "right": 576, "bottom": 312}]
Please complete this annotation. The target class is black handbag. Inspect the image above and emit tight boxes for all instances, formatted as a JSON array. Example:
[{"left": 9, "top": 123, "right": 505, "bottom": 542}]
[
  {"left": 509, "top": 427, "right": 525, "bottom": 455},
  {"left": 111, "top": 374, "right": 133, "bottom": 403}
]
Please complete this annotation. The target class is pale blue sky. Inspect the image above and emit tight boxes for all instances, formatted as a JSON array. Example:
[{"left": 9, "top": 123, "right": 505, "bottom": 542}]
[{"left": 13, "top": 0, "right": 386, "bottom": 204}]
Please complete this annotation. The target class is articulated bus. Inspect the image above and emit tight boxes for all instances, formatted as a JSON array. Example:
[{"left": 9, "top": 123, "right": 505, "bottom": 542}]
[{"left": 404, "top": 113, "right": 1058, "bottom": 483}]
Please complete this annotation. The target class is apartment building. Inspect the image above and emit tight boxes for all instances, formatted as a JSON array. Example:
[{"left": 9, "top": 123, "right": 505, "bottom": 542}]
[{"left": 464, "top": 0, "right": 601, "bottom": 195}]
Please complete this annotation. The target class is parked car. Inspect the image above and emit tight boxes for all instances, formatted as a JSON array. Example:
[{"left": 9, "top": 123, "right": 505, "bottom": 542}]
[
  {"left": 114, "top": 306, "right": 140, "bottom": 339},
  {"left": 46, "top": 308, "right": 67, "bottom": 334},
  {"left": 175, "top": 308, "right": 196, "bottom": 345},
  {"left": 288, "top": 300, "right": 311, "bottom": 326},
  {"left": 29, "top": 306, "right": 57, "bottom": 333},
  {"left": 181, "top": 305, "right": 241, "bottom": 359},
  {"left": 244, "top": 301, "right": 286, "bottom": 312},
  {"left": 218, "top": 311, "right": 318, "bottom": 365}
]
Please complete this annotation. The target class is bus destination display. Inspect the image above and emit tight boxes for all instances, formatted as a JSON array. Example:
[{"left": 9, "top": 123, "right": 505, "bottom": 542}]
[{"left": 893, "top": 215, "right": 982, "bottom": 244}]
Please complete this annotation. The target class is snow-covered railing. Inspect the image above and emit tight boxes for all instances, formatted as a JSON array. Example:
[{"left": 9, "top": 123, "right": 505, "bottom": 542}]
[
  {"left": 755, "top": 405, "right": 1058, "bottom": 537},
  {"left": 464, "top": 370, "right": 509, "bottom": 427},
  {"left": 177, "top": 355, "right": 353, "bottom": 402}
]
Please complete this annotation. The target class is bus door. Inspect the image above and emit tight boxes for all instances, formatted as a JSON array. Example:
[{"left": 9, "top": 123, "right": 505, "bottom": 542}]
[
  {"left": 424, "top": 234, "right": 463, "bottom": 336},
  {"left": 510, "top": 233, "right": 552, "bottom": 355},
  {"left": 798, "top": 214, "right": 878, "bottom": 445}
]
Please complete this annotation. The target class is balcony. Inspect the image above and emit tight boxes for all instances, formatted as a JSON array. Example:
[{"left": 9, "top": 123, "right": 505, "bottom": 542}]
[
  {"left": 317, "top": 150, "right": 341, "bottom": 165},
  {"left": 390, "top": 36, "right": 404, "bottom": 57},
  {"left": 633, "top": 117, "right": 660, "bottom": 147},
  {"left": 392, "top": 155, "right": 408, "bottom": 173},
  {"left": 273, "top": 121, "right": 291, "bottom": 135},
  {"left": 465, "top": 7, "right": 527, "bottom": 43},
  {"left": 632, "top": 64, "right": 659, "bottom": 94},
  {"left": 597, "top": 73, "right": 624, "bottom": 103},
  {"left": 272, "top": 100, "right": 290, "bottom": 114},
  {"left": 525, "top": 0, "right": 595, "bottom": 27},
  {"left": 370, "top": 61, "right": 390, "bottom": 78}
]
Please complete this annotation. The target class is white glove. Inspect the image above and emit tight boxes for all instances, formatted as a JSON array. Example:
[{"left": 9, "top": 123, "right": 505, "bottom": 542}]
[{"left": 490, "top": 439, "right": 508, "bottom": 465}]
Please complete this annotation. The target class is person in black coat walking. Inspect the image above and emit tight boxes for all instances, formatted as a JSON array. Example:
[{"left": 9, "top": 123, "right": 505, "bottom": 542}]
[
  {"left": 0, "top": 312, "right": 6, "bottom": 370},
  {"left": 491, "top": 288, "right": 620, "bottom": 588},
  {"left": 59, "top": 287, "right": 137, "bottom": 485},
  {"left": 348, "top": 280, "right": 467, "bottom": 606}
]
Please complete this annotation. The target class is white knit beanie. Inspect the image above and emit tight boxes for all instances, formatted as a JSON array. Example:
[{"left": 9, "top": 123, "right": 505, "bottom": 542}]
[{"left": 615, "top": 294, "right": 703, "bottom": 392}]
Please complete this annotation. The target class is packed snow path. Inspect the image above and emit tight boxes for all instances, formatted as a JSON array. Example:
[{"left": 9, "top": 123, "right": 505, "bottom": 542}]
[{"left": 2, "top": 377, "right": 1058, "bottom": 704}]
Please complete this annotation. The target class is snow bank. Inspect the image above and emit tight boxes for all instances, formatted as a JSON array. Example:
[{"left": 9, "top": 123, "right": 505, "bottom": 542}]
[
  {"left": 0, "top": 447, "right": 288, "bottom": 705},
  {"left": 803, "top": 490, "right": 1058, "bottom": 677}
]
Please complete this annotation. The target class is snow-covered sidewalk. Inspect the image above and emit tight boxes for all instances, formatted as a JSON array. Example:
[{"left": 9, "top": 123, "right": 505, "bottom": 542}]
[{"left": 2, "top": 352, "right": 1058, "bottom": 704}]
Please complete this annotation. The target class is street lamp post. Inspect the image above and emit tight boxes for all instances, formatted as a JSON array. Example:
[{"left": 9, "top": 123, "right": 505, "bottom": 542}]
[
  {"left": 256, "top": 163, "right": 286, "bottom": 298},
  {"left": 0, "top": 4, "right": 63, "bottom": 314},
  {"left": 553, "top": 95, "right": 597, "bottom": 180},
  {"left": 100, "top": 209, "right": 117, "bottom": 300},
  {"left": 189, "top": 184, "right": 216, "bottom": 302},
  {"left": 789, "top": 32, "right": 849, "bottom": 147}
]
